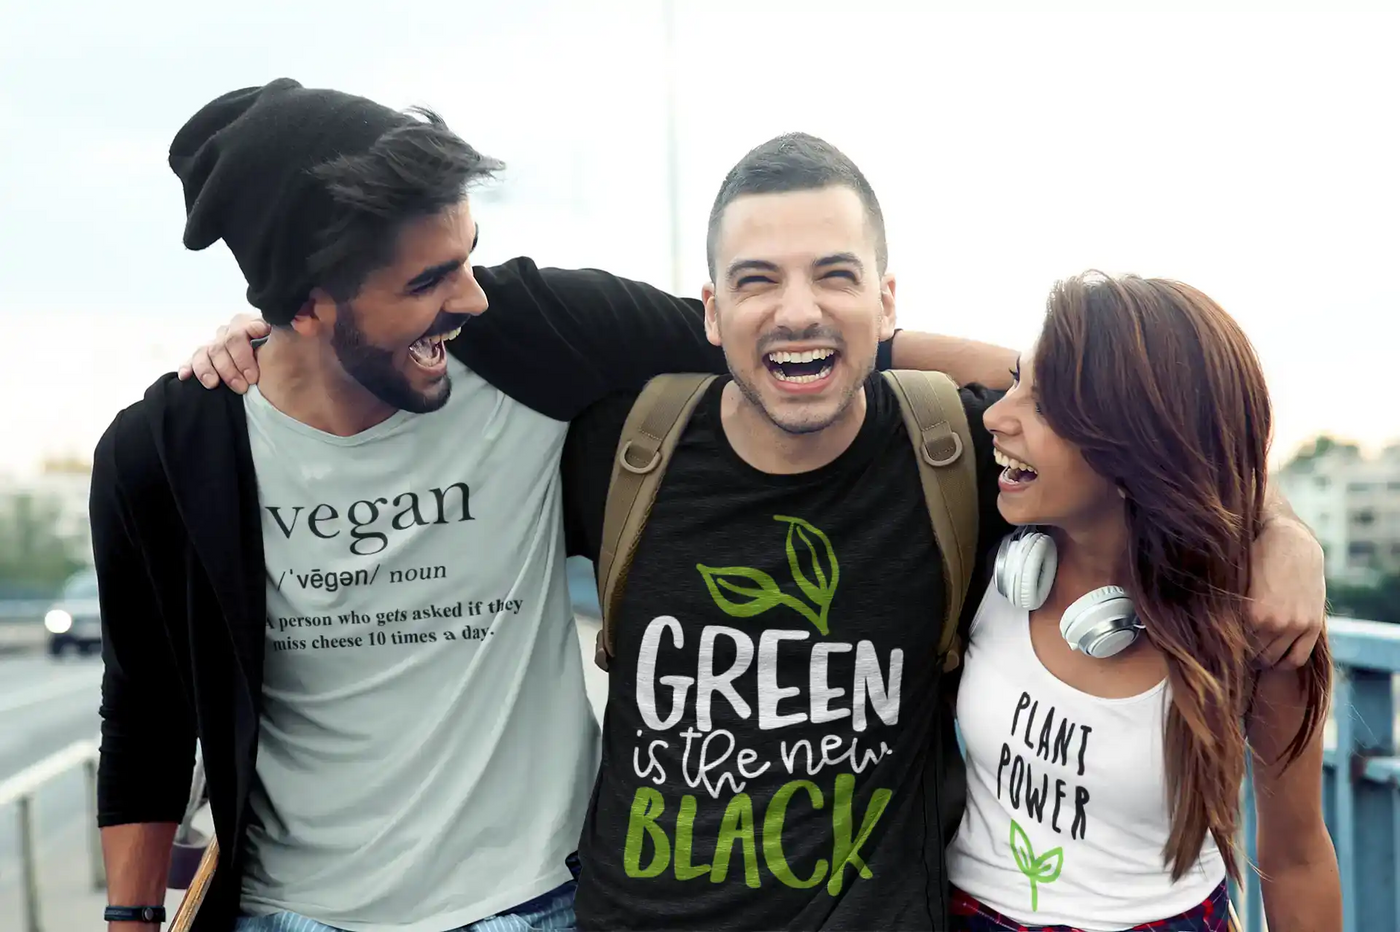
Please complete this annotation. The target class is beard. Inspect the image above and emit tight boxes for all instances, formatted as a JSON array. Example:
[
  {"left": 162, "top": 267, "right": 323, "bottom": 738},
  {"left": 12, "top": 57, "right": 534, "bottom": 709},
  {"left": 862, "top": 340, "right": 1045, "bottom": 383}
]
[{"left": 331, "top": 301, "right": 452, "bottom": 414}]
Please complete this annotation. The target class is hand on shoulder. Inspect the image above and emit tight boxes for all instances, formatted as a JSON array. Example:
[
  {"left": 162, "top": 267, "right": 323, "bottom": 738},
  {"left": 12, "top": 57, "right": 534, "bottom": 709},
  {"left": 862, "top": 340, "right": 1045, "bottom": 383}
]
[{"left": 178, "top": 313, "right": 270, "bottom": 393}]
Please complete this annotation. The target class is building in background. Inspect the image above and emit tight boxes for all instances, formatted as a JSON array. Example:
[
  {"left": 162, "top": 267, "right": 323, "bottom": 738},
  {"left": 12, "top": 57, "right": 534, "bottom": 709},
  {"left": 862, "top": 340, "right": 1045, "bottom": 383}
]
[{"left": 1279, "top": 437, "right": 1400, "bottom": 585}]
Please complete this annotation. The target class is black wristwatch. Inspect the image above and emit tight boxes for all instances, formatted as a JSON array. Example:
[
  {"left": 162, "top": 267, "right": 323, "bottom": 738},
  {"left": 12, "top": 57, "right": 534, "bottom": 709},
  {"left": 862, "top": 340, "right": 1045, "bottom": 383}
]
[{"left": 104, "top": 904, "right": 167, "bottom": 924}]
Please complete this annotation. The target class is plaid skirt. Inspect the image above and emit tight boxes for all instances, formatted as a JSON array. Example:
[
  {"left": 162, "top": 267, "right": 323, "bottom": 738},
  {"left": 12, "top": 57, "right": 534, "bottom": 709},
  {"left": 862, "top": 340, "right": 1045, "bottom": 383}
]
[{"left": 949, "top": 880, "right": 1230, "bottom": 931}]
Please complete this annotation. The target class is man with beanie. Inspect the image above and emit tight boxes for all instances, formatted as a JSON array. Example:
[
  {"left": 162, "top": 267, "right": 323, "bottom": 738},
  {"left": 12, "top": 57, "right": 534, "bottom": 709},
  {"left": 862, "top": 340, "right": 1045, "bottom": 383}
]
[{"left": 93, "top": 78, "right": 717, "bottom": 932}]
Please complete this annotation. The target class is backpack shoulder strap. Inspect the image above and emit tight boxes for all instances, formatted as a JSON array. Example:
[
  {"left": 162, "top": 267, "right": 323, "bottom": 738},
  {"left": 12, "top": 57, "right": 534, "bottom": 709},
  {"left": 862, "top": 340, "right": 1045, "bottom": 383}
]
[
  {"left": 594, "top": 373, "right": 717, "bottom": 670},
  {"left": 881, "top": 369, "right": 980, "bottom": 672}
]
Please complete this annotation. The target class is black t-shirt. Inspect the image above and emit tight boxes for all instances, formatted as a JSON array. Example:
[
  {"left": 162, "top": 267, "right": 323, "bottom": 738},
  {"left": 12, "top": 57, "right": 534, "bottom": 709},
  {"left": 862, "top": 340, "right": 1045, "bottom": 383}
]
[{"left": 562, "top": 373, "right": 1010, "bottom": 931}]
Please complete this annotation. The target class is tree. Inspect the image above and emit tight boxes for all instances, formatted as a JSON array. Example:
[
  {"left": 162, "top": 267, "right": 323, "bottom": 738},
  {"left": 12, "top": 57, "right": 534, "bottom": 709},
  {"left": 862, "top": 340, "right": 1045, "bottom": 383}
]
[
  {"left": 1328, "top": 574, "right": 1400, "bottom": 625},
  {"left": 0, "top": 492, "right": 83, "bottom": 599}
]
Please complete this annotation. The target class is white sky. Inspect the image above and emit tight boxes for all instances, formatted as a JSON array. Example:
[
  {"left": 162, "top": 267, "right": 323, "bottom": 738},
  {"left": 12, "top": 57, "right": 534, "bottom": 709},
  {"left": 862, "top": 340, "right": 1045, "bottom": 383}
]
[{"left": 1, "top": 1, "right": 1395, "bottom": 477}]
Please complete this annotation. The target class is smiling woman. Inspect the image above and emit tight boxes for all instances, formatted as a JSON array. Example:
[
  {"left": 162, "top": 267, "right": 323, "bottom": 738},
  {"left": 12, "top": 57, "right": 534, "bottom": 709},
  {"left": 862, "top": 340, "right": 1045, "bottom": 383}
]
[{"left": 946, "top": 271, "right": 1339, "bottom": 932}]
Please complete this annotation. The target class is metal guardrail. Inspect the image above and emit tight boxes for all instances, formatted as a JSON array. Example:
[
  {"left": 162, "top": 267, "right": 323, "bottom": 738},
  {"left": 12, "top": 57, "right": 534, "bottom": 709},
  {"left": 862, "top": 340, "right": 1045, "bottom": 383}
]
[
  {"left": 1233, "top": 616, "right": 1399, "bottom": 932},
  {"left": 0, "top": 739, "right": 104, "bottom": 932}
]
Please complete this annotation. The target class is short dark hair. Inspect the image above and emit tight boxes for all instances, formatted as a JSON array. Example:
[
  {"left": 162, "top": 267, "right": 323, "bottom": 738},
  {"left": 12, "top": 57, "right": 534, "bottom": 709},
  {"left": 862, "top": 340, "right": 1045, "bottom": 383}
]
[
  {"left": 306, "top": 107, "right": 503, "bottom": 302},
  {"left": 705, "top": 132, "right": 887, "bottom": 280}
]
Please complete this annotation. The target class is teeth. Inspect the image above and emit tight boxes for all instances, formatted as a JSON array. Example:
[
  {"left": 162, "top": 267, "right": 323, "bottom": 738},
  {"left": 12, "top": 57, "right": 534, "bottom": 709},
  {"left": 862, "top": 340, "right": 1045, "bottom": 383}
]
[
  {"left": 428, "top": 326, "right": 463, "bottom": 345},
  {"left": 994, "top": 449, "right": 1038, "bottom": 474},
  {"left": 771, "top": 365, "right": 833, "bottom": 384},
  {"left": 767, "top": 348, "right": 836, "bottom": 364}
]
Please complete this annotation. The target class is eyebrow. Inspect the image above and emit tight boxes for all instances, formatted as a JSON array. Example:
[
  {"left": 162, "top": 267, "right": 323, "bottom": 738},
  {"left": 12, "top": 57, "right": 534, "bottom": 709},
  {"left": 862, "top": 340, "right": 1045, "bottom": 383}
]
[
  {"left": 814, "top": 252, "right": 864, "bottom": 273},
  {"left": 726, "top": 252, "right": 865, "bottom": 283},
  {"left": 404, "top": 259, "right": 464, "bottom": 292},
  {"left": 726, "top": 258, "right": 780, "bottom": 281},
  {"left": 402, "top": 224, "right": 480, "bottom": 292}
]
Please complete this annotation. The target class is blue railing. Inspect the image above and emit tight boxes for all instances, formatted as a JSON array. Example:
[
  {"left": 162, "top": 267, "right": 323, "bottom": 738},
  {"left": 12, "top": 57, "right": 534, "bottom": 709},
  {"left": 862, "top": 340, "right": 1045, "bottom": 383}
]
[{"left": 1234, "top": 616, "right": 1399, "bottom": 932}]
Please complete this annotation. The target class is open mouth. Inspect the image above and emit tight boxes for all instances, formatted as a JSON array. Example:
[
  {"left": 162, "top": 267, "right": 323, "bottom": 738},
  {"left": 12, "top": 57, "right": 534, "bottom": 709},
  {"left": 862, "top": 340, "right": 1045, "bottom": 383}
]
[
  {"left": 994, "top": 448, "right": 1039, "bottom": 487},
  {"left": 407, "top": 325, "right": 463, "bottom": 370},
  {"left": 762, "top": 348, "right": 839, "bottom": 385}
]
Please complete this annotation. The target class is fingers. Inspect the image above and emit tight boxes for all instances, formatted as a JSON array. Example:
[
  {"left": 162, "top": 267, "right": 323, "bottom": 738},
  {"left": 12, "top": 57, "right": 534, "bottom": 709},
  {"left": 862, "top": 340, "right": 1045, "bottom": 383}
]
[
  {"left": 207, "top": 338, "right": 248, "bottom": 393},
  {"left": 225, "top": 331, "right": 264, "bottom": 388},
  {"left": 188, "top": 318, "right": 269, "bottom": 394},
  {"left": 190, "top": 345, "right": 222, "bottom": 389},
  {"left": 1257, "top": 631, "right": 1292, "bottom": 669},
  {"left": 1283, "top": 634, "right": 1316, "bottom": 670},
  {"left": 1256, "top": 626, "right": 1318, "bottom": 670},
  {"left": 221, "top": 316, "right": 268, "bottom": 391}
]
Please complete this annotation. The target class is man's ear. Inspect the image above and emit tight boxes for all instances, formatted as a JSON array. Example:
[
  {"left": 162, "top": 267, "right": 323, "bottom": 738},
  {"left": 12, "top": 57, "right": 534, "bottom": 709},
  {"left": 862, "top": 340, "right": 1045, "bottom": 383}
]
[
  {"left": 293, "top": 289, "right": 337, "bottom": 338},
  {"left": 878, "top": 273, "right": 897, "bottom": 342},
  {"left": 702, "top": 283, "right": 721, "bottom": 347}
]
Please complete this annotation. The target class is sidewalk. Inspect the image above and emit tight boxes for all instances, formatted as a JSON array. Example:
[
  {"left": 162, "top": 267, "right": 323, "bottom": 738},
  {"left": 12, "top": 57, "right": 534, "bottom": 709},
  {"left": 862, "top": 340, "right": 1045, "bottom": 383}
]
[{"left": 20, "top": 615, "right": 606, "bottom": 930}]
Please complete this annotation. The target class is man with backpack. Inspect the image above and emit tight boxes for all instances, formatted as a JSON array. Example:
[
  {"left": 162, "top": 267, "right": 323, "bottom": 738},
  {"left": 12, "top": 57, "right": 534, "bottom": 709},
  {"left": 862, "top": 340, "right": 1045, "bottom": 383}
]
[{"left": 554, "top": 132, "right": 1003, "bottom": 930}]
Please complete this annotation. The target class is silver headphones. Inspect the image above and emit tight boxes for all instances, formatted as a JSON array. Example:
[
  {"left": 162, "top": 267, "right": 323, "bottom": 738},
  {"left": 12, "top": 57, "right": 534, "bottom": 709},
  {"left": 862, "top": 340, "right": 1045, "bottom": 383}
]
[{"left": 993, "top": 526, "right": 1144, "bottom": 659}]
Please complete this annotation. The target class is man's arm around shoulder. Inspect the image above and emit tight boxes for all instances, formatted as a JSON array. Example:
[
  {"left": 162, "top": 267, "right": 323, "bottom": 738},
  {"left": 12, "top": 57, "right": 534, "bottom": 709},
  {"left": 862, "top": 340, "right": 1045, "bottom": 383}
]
[
  {"left": 91, "top": 408, "right": 198, "bottom": 929},
  {"left": 456, "top": 259, "right": 726, "bottom": 420}
]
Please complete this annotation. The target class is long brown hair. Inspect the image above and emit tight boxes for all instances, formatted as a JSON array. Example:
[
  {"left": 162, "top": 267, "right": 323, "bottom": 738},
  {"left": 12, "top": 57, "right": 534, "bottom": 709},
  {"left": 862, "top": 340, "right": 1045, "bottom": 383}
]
[{"left": 1033, "top": 271, "right": 1331, "bottom": 882}]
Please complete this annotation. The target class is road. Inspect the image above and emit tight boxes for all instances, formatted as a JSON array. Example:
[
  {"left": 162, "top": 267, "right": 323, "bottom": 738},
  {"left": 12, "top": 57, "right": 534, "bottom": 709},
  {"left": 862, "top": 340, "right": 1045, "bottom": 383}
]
[
  {"left": 0, "top": 650, "right": 105, "bottom": 930},
  {"left": 0, "top": 609, "right": 606, "bottom": 931}
]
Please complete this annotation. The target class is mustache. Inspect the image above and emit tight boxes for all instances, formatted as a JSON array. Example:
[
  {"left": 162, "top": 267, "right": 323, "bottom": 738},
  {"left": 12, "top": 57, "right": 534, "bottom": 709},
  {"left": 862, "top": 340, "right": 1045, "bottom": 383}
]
[
  {"left": 756, "top": 326, "right": 846, "bottom": 353},
  {"left": 422, "top": 313, "right": 472, "bottom": 339}
]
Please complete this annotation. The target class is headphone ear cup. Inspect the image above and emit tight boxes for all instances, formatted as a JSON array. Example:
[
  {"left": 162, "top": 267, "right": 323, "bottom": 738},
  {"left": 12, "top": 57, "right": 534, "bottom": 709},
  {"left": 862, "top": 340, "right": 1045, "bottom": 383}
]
[
  {"left": 1061, "top": 586, "right": 1139, "bottom": 658},
  {"left": 1017, "top": 533, "right": 1056, "bottom": 610},
  {"left": 996, "top": 530, "right": 1056, "bottom": 610}
]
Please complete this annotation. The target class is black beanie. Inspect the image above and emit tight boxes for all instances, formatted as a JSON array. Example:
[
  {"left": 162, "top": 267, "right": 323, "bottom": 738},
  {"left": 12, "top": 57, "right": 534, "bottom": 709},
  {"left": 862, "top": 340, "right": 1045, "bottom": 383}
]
[{"left": 169, "top": 78, "right": 412, "bottom": 324}]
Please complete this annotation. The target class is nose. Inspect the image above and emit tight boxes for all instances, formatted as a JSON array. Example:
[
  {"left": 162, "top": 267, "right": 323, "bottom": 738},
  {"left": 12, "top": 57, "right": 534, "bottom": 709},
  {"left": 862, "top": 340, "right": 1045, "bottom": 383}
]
[
  {"left": 982, "top": 391, "right": 1016, "bottom": 439},
  {"left": 444, "top": 265, "right": 489, "bottom": 317},
  {"left": 772, "top": 279, "right": 824, "bottom": 332}
]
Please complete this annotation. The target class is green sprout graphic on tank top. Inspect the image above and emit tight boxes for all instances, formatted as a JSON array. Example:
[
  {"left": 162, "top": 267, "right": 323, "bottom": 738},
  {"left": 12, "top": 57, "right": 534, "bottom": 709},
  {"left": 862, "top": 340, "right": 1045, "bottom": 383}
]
[
  {"left": 696, "top": 515, "right": 839, "bottom": 635},
  {"left": 1010, "top": 818, "right": 1064, "bottom": 912}
]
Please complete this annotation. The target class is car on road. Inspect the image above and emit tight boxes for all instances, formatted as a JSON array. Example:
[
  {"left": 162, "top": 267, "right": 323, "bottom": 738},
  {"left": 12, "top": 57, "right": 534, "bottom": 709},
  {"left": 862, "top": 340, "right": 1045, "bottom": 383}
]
[{"left": 43, "top": 568, "right": 102, "bottom": 656}]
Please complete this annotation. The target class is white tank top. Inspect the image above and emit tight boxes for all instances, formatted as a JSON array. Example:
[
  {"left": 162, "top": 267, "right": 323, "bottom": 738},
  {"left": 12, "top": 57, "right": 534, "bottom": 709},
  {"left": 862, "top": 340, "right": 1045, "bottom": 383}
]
[{"left": 947, "top": 579, "right": 1225, "bottom": 931}]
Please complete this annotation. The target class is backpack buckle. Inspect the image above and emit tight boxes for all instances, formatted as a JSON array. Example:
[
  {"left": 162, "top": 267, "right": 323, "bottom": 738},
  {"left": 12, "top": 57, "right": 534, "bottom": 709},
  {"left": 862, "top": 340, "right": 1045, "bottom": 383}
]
[
  {"left": 619, "top": 440, "right": 662, "bottom": 474},
  {"left": 922, "top": 431, "right": 963, "bottom": 468}
]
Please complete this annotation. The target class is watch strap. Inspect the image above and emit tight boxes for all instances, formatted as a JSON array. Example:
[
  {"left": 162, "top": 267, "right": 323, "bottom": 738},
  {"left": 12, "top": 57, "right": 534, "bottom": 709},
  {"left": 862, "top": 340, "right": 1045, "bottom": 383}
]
[{"left": 104, "top": 904, "right": 167, "bottom": 924}]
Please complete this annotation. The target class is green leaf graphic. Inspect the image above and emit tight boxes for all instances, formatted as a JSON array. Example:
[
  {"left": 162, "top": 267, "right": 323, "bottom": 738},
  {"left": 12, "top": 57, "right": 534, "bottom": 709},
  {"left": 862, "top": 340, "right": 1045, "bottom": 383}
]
[
  {"left": 788, "top": 523, "right": 827, "bottom": 593},
  {"left": 1008, "top": 818, "right": 1060, "bottom": 912},
  {"left": 775, "top": 515, "right": 839, "bottom": 635},
  {"left": 697, "top": 565, "right": 787, "bottom": 617},
  {"left": 1034, "top": 847, "right": 1064, "bottom": 884},
  {"left": 1009, "top": 819, "right": 1035, "bottom": 875}
]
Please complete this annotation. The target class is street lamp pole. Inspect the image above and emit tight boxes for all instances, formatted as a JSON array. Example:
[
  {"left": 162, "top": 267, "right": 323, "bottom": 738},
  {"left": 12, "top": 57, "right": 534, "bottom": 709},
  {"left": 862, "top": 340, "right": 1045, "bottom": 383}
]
[{"left": 662, "top": 0, "right": 684, "bottom": 294}]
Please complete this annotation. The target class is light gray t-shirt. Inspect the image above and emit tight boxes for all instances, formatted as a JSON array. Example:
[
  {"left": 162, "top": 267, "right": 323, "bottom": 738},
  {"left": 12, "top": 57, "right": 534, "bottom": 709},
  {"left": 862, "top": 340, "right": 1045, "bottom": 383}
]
[{"left": 240, "top": 357, "right": 600, "bottom": 932}]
